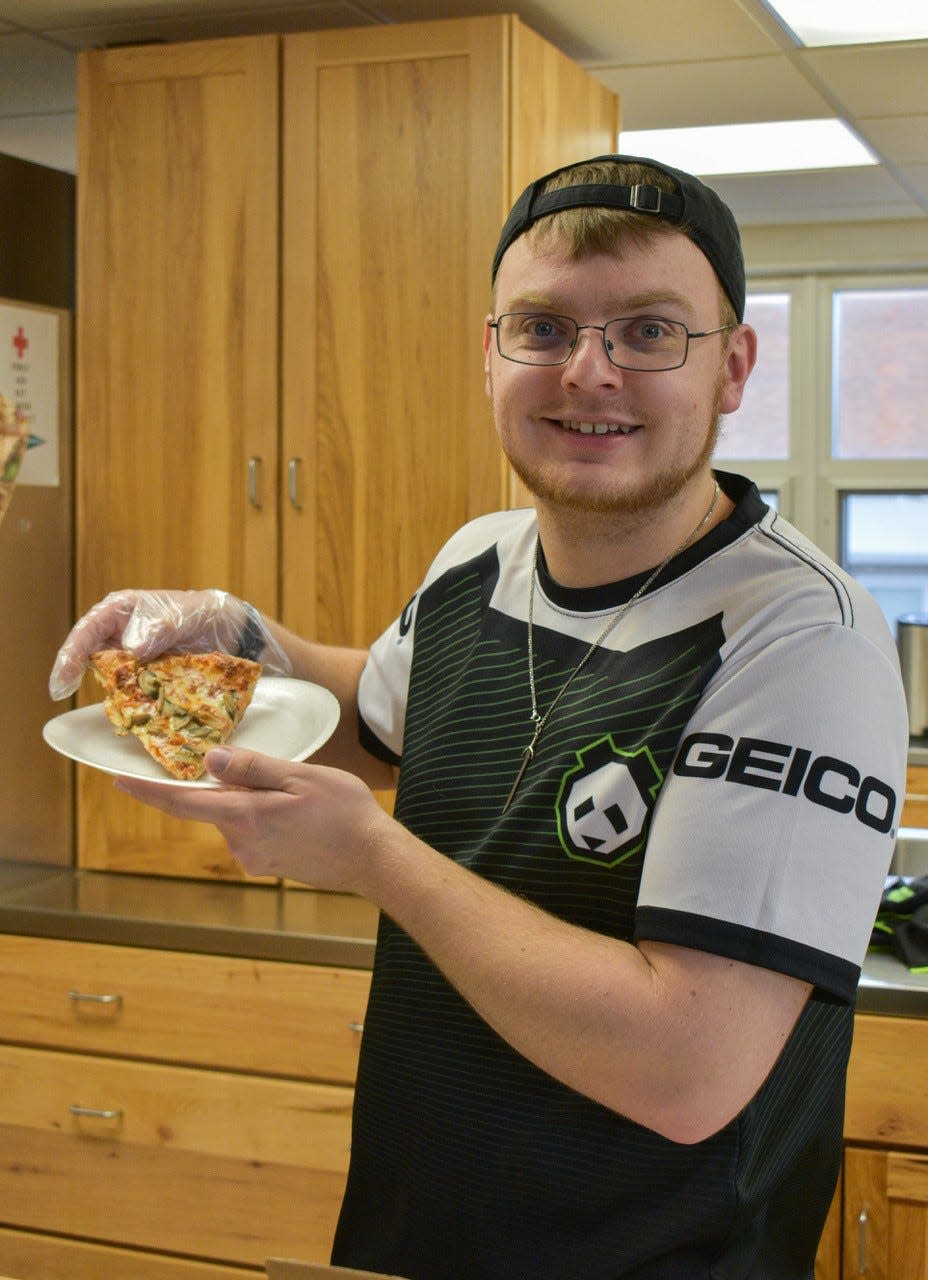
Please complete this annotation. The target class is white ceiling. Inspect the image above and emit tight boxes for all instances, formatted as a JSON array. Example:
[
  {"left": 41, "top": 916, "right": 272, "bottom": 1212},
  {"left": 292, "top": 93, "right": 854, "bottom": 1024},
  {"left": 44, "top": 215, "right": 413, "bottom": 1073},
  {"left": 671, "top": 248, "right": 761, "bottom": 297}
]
[{"left": 0, "top": 0, "right": 926, "bottom": 226}]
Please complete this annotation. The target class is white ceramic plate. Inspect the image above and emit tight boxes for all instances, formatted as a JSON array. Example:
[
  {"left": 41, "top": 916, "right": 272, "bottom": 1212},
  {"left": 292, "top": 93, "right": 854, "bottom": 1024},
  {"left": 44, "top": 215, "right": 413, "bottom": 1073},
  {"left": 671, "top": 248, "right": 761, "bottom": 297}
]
[{"left": 42, "top": 676, "right": 341, "bottom": 787}]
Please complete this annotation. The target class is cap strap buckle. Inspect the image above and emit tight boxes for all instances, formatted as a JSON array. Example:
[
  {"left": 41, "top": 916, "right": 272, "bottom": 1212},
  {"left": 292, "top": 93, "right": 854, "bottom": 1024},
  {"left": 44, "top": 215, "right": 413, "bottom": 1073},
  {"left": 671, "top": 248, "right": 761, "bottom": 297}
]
[{"left": 628, "top": 184, "right": 663, "bottom": 214}]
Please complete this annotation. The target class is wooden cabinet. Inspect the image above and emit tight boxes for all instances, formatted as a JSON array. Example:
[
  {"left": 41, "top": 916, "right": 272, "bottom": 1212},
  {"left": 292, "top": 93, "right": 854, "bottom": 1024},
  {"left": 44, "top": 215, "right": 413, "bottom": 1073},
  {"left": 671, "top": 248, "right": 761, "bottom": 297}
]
[
  {"left": 75, "top": 16, "right": 618, "bottom": 878},
  {"left": 811, "top": 1015, "right": 928, "bottom": 1280},
  {"left": 0, "top": 934, "right": 371, "bottom": 1278},
  {"left": 902, "top": 764, "right": 928, "bottom": 827},
  {"left": 842, "top": 1148, "right": 928, "bottom": 1279},
  {"left": 5, "top": 934, "right": 928, "bottom": 1278}
]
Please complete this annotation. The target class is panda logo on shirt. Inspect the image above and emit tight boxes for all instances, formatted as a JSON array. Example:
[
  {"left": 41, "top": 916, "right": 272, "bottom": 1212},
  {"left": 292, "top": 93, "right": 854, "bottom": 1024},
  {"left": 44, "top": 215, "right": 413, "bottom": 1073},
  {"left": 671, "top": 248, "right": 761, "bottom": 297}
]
[{"left": 555, "top": 737, "right": 663, "bottom": 867}]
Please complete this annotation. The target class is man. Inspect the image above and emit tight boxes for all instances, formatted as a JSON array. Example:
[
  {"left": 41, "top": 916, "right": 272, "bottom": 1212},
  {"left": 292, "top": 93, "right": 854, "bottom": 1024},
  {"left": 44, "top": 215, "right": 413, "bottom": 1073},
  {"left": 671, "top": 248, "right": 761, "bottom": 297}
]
[{"left": 51, "top": 156, "right": 909, "bottom": 1278}]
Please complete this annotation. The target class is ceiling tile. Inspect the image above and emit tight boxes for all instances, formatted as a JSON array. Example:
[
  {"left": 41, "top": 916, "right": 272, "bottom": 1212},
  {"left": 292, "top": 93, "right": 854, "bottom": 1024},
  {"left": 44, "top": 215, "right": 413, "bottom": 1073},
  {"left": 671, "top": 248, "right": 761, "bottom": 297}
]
[
  {"left": 858, "top": 116, "right": 928, "bottom": 165},
  {"left": 801, "top": 43, "right": 928, "bottom": 118},
  {"left": 711, "top": 166, "right": 925, "bottom": 225},
  {"left": 362, "top": 0, "right": 779, "bottom": 64},
  {"left": 48, "top": 3, "right": 374, "bottom": 51},
  {"left": 898, "top": 163, "right": 928, "bottom": 202},
  {"left": 561, "top": 0, "right": 778, "bottom": 63},
  {"left": 0, "top": 0, "right": 369, "bottom": 26},
  {"left": 598, "top": 54, "right": 828, "bottom": 130}
]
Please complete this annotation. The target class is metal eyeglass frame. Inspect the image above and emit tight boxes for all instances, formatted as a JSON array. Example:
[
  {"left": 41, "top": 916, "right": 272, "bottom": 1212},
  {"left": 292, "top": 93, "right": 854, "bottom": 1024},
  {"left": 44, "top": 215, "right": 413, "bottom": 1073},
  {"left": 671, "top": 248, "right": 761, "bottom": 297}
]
[{"left": 488, "top": 312, "right": 734, "bottom": 372}]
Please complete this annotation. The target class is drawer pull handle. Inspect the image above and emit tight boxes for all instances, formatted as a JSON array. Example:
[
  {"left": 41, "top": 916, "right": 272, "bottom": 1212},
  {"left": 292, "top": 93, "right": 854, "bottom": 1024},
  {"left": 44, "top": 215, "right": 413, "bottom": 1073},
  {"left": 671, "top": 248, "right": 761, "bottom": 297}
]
[
  {"left": 68, "top": 989, "right": 122, "bottom": 1007},
  {"left": 349, "top": 1021, "right": 364, "bottom": 1034},
  {"left": 247, "top": 455, "right": 263, "bottom": 509},
  {"left": 857, "top": 1207, "right": 868, "bottom": 1275},
  {"left": 70, "top": 1105, "right": 123, "bottom": 1123},
  {"left": 288, "top": 457, "right": 303, "bottom": 511}
]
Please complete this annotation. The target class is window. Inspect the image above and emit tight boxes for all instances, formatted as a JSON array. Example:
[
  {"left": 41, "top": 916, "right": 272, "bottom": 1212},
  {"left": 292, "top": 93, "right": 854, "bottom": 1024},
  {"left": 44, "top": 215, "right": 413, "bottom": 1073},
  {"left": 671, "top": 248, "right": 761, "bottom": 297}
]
[
  {"left": 718, "top": 293, "right": 790, "bottom": 460},
  {"left": 832, "top": 289, "right": 928, "bottom": 460},
  {"left": 841, "top": 493, "right": 928, "bottom": 632},
  {"left": 716, "top": 277, "right": 928, "bottom": 641}
]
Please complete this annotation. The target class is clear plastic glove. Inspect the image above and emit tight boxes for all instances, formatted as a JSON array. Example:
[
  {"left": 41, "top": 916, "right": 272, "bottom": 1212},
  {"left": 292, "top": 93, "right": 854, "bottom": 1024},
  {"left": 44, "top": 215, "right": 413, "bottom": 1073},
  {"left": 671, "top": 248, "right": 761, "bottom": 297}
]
[{"left": 49, "top": 588, "right": 293, "bottom": 701}]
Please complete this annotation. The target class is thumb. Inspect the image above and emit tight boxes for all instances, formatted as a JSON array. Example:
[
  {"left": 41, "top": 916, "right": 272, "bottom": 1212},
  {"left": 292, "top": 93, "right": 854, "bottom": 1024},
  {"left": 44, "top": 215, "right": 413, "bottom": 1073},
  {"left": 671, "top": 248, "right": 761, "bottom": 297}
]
[
  {"left": 204, "top": 745, "right": 301, "bottom": 791},
  {"left": 204, "top": 746, "right": 234, "bottom": 780}
]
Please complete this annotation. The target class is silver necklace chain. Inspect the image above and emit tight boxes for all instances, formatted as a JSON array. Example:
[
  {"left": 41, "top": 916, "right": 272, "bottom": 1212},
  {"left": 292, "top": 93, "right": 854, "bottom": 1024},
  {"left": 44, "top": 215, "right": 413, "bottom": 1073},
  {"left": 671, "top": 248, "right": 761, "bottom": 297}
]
[{"left": 502, "top": 480, "right": 721, "bottom": 813}]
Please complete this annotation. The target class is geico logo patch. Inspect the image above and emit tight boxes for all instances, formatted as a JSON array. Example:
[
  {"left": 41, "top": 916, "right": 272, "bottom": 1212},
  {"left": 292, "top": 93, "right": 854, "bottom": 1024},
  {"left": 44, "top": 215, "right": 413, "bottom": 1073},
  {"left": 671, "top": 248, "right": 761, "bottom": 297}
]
[
  {"left": 673, "top": 733, "right": 897, "bottom": 835},
  {"left": 556, "top": 736, "right": 663, "bottom": 868}
]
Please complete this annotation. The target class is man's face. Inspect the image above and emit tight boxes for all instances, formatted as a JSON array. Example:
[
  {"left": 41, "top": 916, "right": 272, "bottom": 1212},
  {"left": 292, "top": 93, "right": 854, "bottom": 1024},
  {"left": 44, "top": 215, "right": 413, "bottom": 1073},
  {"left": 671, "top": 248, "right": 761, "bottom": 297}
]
[{"left": 484, "top": 231, "right": 755, "bottom": 519}]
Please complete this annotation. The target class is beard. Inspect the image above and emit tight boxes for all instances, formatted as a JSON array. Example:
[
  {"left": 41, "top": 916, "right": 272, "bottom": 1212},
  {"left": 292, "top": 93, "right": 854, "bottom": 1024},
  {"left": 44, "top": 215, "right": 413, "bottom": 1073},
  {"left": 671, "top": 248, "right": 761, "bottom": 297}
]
[{"left": 503, "top": 375, "right": 726, "bottom": 520}]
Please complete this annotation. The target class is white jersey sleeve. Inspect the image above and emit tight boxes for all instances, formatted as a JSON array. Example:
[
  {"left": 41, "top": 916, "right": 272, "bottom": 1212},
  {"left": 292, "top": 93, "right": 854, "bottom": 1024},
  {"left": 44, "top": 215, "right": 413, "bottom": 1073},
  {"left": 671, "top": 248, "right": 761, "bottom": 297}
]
[{"left": 636, "top": 544, "right": 909, "bottom": 981}]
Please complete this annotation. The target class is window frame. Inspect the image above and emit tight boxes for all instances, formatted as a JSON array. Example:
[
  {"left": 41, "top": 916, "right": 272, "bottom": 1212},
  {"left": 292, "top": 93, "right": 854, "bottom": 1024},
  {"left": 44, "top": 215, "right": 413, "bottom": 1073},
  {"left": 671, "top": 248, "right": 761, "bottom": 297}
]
[{"left": 718, "top": 270, "right": 928, "bottom": 565}]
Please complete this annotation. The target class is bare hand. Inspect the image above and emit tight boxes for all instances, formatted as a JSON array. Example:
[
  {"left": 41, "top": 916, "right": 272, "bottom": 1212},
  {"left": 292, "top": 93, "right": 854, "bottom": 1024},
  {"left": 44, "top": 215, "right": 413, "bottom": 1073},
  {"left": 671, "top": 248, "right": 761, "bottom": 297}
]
[{"left": 113, "top": 745, "right": 389, "bottom": 890}]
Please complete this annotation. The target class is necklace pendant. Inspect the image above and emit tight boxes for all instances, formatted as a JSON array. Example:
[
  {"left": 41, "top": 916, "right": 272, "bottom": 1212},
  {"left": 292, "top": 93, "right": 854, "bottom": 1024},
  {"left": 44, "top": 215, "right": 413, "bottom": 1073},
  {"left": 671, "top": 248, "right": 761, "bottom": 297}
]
[
  {"left": 502, "top": 743, "right": 534, "bottom": 814},
  {"left": 502, "top": 721, "right": 543, "bottom": 815}
]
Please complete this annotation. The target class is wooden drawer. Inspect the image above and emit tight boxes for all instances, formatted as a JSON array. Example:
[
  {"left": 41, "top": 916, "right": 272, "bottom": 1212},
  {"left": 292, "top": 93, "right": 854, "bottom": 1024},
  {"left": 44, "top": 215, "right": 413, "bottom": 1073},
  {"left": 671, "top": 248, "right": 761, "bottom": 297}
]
[
  {"left": 0, "top": 1225, "right": 260, "bottom": 1280},
  {"left": 0, "top": 1043, "right": 351, "bottom": 1265},
  {"left": 0, "top": 935, "right": 370, "bottom": 1083},
  {"left": 846, "top": 1015, "right": 928, "bottom": 1147}
]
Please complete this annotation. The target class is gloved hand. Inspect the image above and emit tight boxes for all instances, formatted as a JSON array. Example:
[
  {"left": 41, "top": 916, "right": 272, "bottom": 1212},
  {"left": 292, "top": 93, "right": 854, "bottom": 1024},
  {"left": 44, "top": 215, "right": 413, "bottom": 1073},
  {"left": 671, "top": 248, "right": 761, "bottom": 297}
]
[{"left": 49, "top": 588, "right": 293, "bottom": 701}]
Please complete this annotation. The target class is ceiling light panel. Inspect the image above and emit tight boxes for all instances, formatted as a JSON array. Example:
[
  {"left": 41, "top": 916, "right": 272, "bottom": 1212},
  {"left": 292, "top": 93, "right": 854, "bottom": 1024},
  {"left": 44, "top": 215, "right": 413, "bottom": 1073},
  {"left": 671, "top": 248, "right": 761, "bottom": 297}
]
[
  {"left": 764, "top": 0, "right": 928, "bottom": 46},
  {"left": 620, "top": 120, "right": 877, "bottom": 176}
]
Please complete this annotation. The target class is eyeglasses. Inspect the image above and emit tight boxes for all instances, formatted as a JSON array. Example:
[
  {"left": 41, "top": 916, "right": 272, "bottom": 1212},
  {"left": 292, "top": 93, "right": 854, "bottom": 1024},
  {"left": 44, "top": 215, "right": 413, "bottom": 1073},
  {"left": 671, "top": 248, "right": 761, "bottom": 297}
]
[{"left": 488, "top": 312, "right": 734, "bottom": 372}]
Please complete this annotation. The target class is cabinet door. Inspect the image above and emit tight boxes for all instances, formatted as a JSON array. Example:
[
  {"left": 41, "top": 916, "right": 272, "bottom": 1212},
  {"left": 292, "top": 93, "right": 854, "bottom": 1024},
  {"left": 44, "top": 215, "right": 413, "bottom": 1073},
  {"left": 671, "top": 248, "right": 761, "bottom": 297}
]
[
  {"left": 282, "top": 17, "right": 508, "bottom": 647},
  {"left": 76, "top": 37, "right": 279, "bottom": 876},
  {"left": 281, "top": 16, "right": 618, "bottom": 646},
  {"left": 843, "top": 1147, "right": 928, "bottom": 1279}
]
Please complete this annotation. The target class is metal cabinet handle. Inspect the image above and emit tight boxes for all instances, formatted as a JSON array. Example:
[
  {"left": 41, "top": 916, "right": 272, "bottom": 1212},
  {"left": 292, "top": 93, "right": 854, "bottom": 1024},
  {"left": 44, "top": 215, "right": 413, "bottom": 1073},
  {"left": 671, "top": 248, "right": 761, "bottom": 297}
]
[
  {"left": 68, "top": 990, "right": 122, "bottom": 1007},
  {"left": 349, "top": 1021, "right": 364, "bottom": 1034},
  {"left": 857, "top": 1207, "right": 868, "bottom": 1275},
  {"left": 288, "top": 457, "right": 303, "bottom": 511},
  {"left": 247, "top": 455, "right": 263, "bottom": 509},
  {"left": 70, "top": 1104, "right": 123, "bottom": 1122}
]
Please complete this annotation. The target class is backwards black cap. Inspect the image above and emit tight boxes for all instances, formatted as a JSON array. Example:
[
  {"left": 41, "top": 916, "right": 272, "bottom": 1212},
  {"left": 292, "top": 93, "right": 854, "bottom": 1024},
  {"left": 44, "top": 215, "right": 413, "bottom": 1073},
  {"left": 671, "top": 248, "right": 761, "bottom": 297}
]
[{"left": 492, "top": 153, "right": 745, "bottom": 323}]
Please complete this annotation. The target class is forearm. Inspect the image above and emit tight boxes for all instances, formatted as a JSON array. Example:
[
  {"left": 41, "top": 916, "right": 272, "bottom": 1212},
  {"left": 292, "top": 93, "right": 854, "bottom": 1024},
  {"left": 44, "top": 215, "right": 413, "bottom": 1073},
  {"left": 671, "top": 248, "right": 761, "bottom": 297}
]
[{"left": 360, "top": 813, "right": 809, "bottom": 1143}]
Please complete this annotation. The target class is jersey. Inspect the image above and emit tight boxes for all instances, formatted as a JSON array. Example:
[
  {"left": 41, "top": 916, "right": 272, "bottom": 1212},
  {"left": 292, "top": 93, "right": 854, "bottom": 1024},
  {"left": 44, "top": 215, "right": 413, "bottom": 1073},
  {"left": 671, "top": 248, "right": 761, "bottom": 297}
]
[{"left": 331, "top": 472, "right": 909, "bottom": 1280}]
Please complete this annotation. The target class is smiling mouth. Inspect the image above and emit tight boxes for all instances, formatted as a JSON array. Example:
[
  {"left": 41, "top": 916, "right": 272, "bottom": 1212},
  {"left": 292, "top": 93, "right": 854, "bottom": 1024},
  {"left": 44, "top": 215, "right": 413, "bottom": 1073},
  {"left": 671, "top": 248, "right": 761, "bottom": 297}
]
[{"left": 559, "top": 420, "right": 640, "bottom": 436}]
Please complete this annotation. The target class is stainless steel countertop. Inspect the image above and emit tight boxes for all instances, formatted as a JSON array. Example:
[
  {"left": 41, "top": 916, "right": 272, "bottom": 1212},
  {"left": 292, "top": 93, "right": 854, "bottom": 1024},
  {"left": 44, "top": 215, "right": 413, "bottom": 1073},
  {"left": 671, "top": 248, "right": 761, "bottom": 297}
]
[
  {"left": 1, "top": 862, "right": 926, "bottom": 1016},
  {"left": 858, "top": 950, "right": 928, "bottom": 1017},
  {"left": 0, "top": 864, "right": 379, "bottom": 968}
]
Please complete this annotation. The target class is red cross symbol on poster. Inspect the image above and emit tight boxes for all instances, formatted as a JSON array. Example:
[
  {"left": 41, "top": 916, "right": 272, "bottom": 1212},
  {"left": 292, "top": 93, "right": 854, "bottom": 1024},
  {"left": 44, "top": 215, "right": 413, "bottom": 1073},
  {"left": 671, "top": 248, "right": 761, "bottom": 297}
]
[{"left": 12, "top": 327, "right": 28, "bottom": 359}]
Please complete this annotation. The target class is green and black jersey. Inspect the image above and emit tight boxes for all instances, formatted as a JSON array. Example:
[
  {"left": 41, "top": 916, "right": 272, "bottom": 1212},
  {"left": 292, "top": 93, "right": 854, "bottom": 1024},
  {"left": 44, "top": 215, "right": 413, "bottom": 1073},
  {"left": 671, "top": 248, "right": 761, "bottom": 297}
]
[{"left": 332, "top": 471, "right": 908, "bottom": 1280}]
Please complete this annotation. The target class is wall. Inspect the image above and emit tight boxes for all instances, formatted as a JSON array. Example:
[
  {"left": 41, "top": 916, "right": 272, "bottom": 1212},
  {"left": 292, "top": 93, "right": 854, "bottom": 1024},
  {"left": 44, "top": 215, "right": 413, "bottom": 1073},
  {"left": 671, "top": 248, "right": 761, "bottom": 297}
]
[{"left": 742, "top": 217, "right": 927, "bottom": 276}]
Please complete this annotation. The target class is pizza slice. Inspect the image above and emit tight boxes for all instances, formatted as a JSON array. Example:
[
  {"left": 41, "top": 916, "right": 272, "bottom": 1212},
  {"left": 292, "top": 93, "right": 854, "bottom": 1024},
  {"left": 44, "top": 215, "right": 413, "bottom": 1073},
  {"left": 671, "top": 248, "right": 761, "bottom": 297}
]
[{"left": 89, "top": 648, "right": 263, "bottom": 780}]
